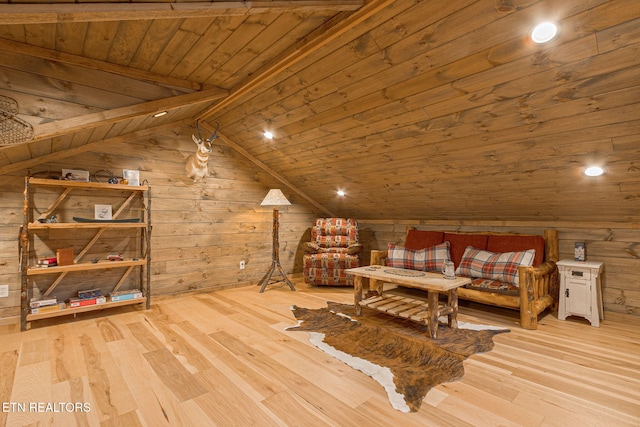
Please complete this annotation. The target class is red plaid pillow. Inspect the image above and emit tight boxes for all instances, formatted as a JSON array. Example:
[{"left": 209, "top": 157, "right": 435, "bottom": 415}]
[
  {"left": 386, "top": 242, "right": 450, "bottom": 272},
  {"left": 455, "top": 246, "right": 535, "bottom": 285}
]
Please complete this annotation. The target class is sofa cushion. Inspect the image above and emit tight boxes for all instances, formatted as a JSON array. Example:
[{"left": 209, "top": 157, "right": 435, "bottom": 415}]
[
  {"left": 444, "top": 233, "right": 489, "bottom": 267},
  {"left": 456, "top": 246, "right": 535, "bottom": 285},
  {"left": 312, "top": 218, "right": 359, "bottom": 248},
  {"left": 387, "top": 241, "right": 451, "bottom": 272},
  {"left": 303, "top": 252, "right": 359, "bottom": 286},
  {"left": 465, "top": 278, "right": 520, "bottom": 296},
  {"left": 487, "top": 234, "right": 545, "bottom": 266},
  {"left": 404, "top": 230, "right": 444, "bottom": 250}
]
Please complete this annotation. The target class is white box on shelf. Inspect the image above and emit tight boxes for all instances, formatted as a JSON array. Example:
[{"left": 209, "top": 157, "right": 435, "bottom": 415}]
[{"left": 123, "top": 169, "right": 140, "bottom": 186}]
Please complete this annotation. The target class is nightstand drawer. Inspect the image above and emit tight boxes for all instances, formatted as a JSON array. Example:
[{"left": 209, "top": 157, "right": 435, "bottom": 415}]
[{"left": 567, "top": 268, "right": 591, "bottom": 281}]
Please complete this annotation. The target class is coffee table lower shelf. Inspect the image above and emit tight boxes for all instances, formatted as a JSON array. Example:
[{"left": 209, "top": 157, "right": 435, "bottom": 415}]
[{"left": 359, "top": 294, "right": 454, "bottom": 325}]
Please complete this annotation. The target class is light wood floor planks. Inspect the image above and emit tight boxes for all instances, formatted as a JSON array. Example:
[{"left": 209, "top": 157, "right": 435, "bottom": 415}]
[{"left": 1, "top": 278, "right": 640, "bottom": 426}]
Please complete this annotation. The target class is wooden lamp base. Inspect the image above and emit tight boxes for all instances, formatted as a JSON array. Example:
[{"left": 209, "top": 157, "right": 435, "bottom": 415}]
[{"left": 258, "top": 207, "right": 295, "bottom": 293}]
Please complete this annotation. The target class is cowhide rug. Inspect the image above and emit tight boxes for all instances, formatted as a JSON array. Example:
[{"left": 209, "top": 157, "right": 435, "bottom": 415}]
[{"left": 286, "top": 301, "right": 509, "bottom": 412}]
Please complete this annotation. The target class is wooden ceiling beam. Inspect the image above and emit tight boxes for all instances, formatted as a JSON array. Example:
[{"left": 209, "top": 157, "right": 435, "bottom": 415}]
[
  {"left": 32, "top": 88, "right": 228, "bottom": 142},
  {"left": 0, "top": 118, "right": 192, "bottom": 176},
  {"left": 0, "top": 1, "right": 363, "bottom": 25},
  {"left": 197, "top": 0, "right": 394, "bottom": 120},
  {"left": 0, "top": 39, "right": 209, "bottom": 92}
]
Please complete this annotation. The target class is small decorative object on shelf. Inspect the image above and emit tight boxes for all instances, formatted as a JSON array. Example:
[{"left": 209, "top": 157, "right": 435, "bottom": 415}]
[
  {"left": 574, "top": 242, "right": 585, "bottom": 261},
  {"left": 62, "top": 169, "right": 90, "bottom": 182},
  {"left": 37, "top": 215, "right": 57, "bottom": 223},
  {"left": 107, "top": 253, "right": 124, "bottom": 261},
  {"left": 56, "top": 247, "right": 74, "bottom": 266},
  {"left": 93, "top": 169, "right": 119, "bottom": 184},
  {"left": 19, "top": 177, "right": 151, "bottom": 331}
]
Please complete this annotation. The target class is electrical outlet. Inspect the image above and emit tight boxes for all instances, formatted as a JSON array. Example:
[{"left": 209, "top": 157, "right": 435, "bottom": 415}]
[
  {"left": 239, "top": 260, "right": 245, "bottom": 270},
  {"left": 0, "top": 284, "right": 9, "bottom": 298}
]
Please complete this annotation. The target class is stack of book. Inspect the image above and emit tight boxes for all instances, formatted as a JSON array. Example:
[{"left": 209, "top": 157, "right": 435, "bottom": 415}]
[
  {"left": 69, "top": 288, "right": 106, "bottom": 308},
  {"left": 36, "top": 257, "right": 57, "bottom": 267},
  {"left": 30, "top": 297, "right": 65, "bottom": 314},
  {"left": 110, "top": 289, "right": 143, "bottom": 302}
]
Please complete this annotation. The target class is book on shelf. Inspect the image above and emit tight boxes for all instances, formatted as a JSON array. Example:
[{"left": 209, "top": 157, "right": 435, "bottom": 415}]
[
  {"left": 68, "top": 296, "right": 106, "bottom": 308},
  {"left": 110, "top": 289, "right": 143, "bottom": 302},
  {"left": 30, "top": 297, "right": 58, "bottom": 308},
  {"left": 77, "top": 288, "right": 103, "bottom": 299},
  {"left": 31, "top": 302, "right": 66, "bottom": 314},
  {"left": 37, "top": 257, "right": 57, "bottom": 265}
]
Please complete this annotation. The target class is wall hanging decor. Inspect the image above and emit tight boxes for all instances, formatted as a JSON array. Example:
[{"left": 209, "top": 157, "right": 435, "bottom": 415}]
[
  {"left": 186, "top": 119, "right": 219, "bottom": 182},
  {"left": 0, "top": 94, "right": 34, "bottom": 145}
]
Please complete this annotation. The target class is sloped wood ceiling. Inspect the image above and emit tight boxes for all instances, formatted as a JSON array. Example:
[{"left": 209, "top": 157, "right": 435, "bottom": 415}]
[{"left": 1, "top": 0, "right": 639, "bottom": 223}]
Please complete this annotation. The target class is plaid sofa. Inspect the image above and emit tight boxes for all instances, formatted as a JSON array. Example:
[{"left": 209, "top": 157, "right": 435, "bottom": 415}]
[{"left": 302, "top": 218, "right": 362, "bottom": 286}]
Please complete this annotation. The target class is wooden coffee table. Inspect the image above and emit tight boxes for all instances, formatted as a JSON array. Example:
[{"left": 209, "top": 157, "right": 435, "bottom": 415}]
[{"left": 346, "top": 265, "right": 471, "bottom": 339}]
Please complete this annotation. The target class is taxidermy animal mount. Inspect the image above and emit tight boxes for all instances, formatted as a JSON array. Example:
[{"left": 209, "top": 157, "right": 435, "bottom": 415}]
[{"left": 186, "top": 120, "right": 219, "bottom": 182}]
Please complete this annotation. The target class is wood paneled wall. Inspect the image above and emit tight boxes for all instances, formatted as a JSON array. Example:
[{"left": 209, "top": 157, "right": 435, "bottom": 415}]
[
  {"left": 0, "top": 124, "right": 321, "bottom": 325},
  {"left": 357, "top": 220, "right": 640, "bottom": 317},
  {"left": 1, "top": 123, "right": 638, "bottom": 324}
]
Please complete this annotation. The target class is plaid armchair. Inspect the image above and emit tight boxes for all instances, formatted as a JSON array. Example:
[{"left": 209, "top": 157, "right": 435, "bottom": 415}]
[{"left": 303, "top": 218, "right": 362, "bottom": 286}]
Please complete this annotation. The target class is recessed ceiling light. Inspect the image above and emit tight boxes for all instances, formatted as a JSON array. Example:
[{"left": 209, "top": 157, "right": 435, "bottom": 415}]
[
  {"left": 584, "top": 166, "right": 605, "bottom": 177},
  {"left": 263, "top": 131, "right": 274, "bottom": 140},
  {"left": 337, "top": 190, "right": 346, "bottom": 197},
  {"left": 152, "top": 111, "right": 168, "bottom": 118},
  {"left": 531, "top": 22, "right": 558, "bottom": 43}
]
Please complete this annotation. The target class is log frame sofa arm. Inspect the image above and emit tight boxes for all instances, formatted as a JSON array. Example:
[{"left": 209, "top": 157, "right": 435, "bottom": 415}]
[
  {"left": 518, "top": 260, "right": 557, "bottom": 329},
  {"left": 370, "top": 249, "right": 387, "bottom": 265}
]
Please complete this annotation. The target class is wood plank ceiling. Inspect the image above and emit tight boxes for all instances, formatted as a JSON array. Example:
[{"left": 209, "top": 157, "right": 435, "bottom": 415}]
[{"left": 0, "top": 0, "right": 639, "bottom": 223}]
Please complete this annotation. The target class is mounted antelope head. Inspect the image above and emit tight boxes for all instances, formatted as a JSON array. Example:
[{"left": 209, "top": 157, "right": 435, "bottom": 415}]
[{"left": 186, "top": 120, "right": 219, "bottom": 182}]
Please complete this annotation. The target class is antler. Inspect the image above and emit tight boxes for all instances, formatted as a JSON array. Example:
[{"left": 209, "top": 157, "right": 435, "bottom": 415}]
[
  {"left": 195, "top": 119, "right": 220, "bottom": 142},
  {"left": 209, "top": 121, "right": 220, "bottom": 142}
]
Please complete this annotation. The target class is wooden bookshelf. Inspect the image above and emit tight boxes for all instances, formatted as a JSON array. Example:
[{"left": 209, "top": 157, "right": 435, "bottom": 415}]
[{"left": 19, "top": 177, "right": 152, "bottom": 330}]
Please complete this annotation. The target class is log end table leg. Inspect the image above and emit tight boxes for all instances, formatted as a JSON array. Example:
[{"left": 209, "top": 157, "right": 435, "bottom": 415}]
[
  {"left": 448, "top": 289, "right": 459, "bottom": 329},
  {"left": 428, "top": 291, "right": 439, "bottom": 339},
  {"left": 354, "top": 275, "right": 363, "bottom": 315}
]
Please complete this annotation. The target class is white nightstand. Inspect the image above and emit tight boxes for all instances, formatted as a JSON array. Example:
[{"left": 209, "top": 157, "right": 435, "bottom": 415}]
[{"left": 557, "top": 260, "right": 604, "bottom": 327}]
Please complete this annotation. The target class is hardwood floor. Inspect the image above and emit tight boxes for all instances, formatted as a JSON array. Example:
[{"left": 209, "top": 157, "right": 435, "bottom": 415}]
[{"left": 1, "top": 278, "right": 639, "bottom": 427}]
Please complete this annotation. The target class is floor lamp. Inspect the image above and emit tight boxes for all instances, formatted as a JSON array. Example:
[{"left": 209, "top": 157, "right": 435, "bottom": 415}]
[{"left": 258, "top": 189, "right": 296, "bottom": 293}]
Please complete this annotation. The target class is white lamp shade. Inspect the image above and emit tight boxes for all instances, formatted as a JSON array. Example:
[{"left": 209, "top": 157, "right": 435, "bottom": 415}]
[{"left": 260, "top": 189, "right": 291, "bottom": 206}]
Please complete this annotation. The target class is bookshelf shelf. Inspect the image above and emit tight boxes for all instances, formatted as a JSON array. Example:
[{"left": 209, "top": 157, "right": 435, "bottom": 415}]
[{"left": 26, "top": 297, "right": 147, "bottom": 321}]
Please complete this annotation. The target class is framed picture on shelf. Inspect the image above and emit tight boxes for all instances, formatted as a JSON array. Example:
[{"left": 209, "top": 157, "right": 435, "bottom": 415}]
[
  {"left": 123, "top": 169, "right": 140, "bottom": 186},
  {"left": 574, "top": 242, "right": 585, "bottom": 261},
  {"left": 94, "top": 204, "right": 112, "bottom": 220}
]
